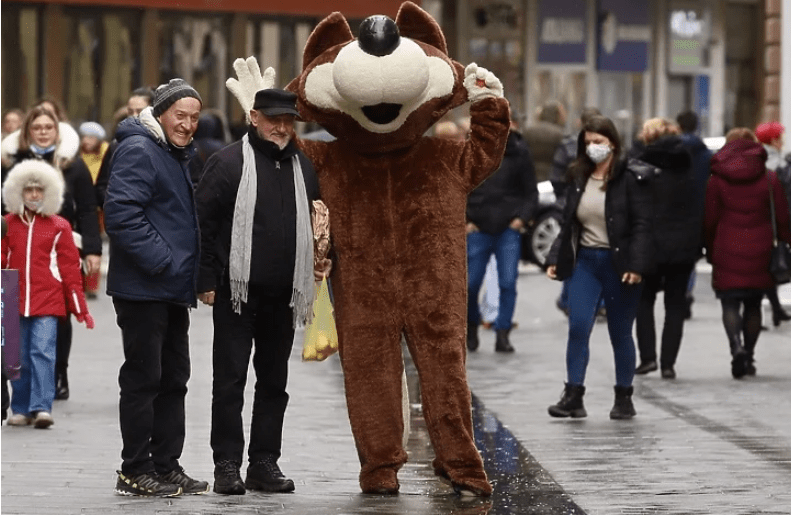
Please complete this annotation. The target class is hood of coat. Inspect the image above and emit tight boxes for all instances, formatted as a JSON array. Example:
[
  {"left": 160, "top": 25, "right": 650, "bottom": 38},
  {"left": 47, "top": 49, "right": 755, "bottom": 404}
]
[
  {"left": 638, "top": 135, "right": 692, "bottom": 173},
  {"left": 2, "top": 159, "right": 65, "bottom": 216},
  {"left": 678, "top": 132, "right": 709, "bottom": 152},
  {"left": 114, "top": 107, "right": 194, "bottom": 162},
  {"left": 710, "top": 138, "right": 767, "bottom": 184},
  {"left": 1, "top": 121, "right": 80, "bottom": 168}
]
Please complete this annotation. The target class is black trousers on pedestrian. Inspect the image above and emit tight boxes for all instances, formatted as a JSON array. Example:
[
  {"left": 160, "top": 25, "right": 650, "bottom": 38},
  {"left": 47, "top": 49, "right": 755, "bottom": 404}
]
[
  {"left": 210, "top": 284, "right": 294, "bottom": 466},
  {"left": 113, "top": 298, "right": 190, "bottom": 476},
  {"left": 636, "top": 262, "right": 695, "bottom": 369},
  {"left": 56, "top": 316, "right": 71, "bottom": 380}
]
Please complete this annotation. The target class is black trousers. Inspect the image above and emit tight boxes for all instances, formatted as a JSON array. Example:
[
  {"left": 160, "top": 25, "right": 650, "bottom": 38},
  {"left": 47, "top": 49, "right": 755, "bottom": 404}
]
[
  {"left": 636, "top": 262, "right": 695, "bottom": 369},
  {"left": 56, "top": 316, "right": 71, "bottom": 379},
  {"left": 113, "top": 298, "right": 190, "bottom": 476},
  {"left": 210, "top": 284, "right": 294, "bottom": 466}
]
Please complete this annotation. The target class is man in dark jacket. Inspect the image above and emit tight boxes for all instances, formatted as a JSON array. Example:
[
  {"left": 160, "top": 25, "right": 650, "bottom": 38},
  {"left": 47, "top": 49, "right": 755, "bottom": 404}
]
[
  {"left": 522, "top": 101, "right": 566, "bottom": 183},
  {"left": 104, "top": 79, "right": 208, "bottom": 498},
  {"left": 195, "top": 89, "right": 327, "bottom": 495},
  {"left": 466, "top": 117, "right": 538, "bottom": 352}
]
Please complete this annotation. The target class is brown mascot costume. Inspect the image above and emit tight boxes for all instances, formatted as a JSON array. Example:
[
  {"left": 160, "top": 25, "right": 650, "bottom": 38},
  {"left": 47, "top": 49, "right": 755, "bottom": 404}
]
[{"left": 227, "top": 1, "right": 510, "bottom": 496}]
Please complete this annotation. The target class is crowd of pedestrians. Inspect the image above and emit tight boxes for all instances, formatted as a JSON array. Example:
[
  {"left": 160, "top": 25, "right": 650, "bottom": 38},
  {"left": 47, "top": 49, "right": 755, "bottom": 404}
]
[{"left": 2, "top": 77, "right": 791, "bottom": 501}]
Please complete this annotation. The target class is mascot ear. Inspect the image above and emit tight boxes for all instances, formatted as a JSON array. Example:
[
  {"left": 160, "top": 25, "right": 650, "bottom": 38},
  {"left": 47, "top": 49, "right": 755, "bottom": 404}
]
[
  {"left": 395, "top": 1, "right": 448, "bottom": 55},
  {"left": 302, "top": 12, "right": 355, "bottom": 70}
]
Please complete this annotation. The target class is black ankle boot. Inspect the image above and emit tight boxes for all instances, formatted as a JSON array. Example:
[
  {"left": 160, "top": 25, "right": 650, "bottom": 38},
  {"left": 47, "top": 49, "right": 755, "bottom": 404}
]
[
  {"left": 728, "top": 335, "right": 748, "bottom": 379},
  {"left": 773, "top": 309, "right": 791, "bottom": 327},
  {"left": 609, "top": 386, "right": 636, "bottom": 420},
  {"left": 494, "top": 329, "right": 514, "bottom": 353},
  {"left": 466, "top": 324, "right": 479, "bottom": 352},
  {"left": 548, "top": 383, "right": 586, "bottom": 418},
  {"left": 55, "top": 372, "right": 69, "bottom": 400}
]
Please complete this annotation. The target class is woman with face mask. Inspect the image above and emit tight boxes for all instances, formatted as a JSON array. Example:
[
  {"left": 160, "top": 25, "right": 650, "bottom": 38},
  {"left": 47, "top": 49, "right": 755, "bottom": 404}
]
[
  {"left": 1, "top": 105, "right": 101, "bottom": 401},
  {"left": 544, "top": 115, "right": 654, "bottom": 420}
]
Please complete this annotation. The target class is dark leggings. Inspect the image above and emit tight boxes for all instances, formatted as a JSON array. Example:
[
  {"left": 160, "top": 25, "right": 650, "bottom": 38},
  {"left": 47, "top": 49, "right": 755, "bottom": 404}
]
[{"left": 720, "top": 295, "right": 762, "bottom": 357}]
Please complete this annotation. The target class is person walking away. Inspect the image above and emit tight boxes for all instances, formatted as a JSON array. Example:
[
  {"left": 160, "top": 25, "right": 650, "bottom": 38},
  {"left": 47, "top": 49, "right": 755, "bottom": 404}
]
[
  {"left": 1, "top": 106, "right": 101, "bottom": 401},
  {"left": 675, "top": 110, "right": 712, "bottom": 319},
  {"left": 196, "top": 88, "right": 329, "bottom": 495},
  {"left": 2, "top": 160, "right": 94, "bottom": 428},
  {"left": 466, "top": 114, "right": 538, "bottom": 352},
  {"left": 754, "top": 121, "right": 791, "bottom": 326},
  {"left": 704, "top": 128, "right": 791, "bottom": 378},
  {"left": 522, "top": 101, "right": 566, "bottom": 183},
  {"left": 78, "top": 121, "right": 109, "bottom": 299},
  {"left": 545, "top": 115, "right": 653, "bottom": 420},
  {"left": 633, "top": 118, "right": 699, "bottom": 379},
  {"left": 104, "top": 78, "right": 208, "bottom": 497}
]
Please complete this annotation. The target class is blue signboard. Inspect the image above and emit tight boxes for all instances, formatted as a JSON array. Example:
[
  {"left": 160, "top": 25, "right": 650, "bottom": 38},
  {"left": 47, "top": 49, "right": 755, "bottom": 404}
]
[
  {"left": 537, "top": 0, "right": 587, "bottom": 64},
  {"left": 597, "top": 0, "right": 651, "bottom": 72}
]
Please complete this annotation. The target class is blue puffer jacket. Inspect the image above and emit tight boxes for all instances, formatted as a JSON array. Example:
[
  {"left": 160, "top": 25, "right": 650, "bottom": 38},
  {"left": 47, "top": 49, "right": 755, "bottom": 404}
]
[{"left": 104, "top": 108, "right": 200, "bottom": 306}]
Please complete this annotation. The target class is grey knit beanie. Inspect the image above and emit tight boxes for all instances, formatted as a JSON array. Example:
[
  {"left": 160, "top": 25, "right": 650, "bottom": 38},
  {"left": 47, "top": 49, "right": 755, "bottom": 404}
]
[{"left": 152, "top": 78, "right": 202, "bottom": 118}]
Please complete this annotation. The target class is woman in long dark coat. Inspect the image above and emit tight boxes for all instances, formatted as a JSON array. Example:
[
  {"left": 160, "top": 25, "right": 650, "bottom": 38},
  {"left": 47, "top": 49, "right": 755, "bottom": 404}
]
[{"left": 704, "top": 128, "right": 791, "bottom": 378}]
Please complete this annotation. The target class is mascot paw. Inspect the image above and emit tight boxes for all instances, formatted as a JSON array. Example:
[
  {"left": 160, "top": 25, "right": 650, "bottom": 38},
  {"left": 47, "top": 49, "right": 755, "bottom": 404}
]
[
  {"left": 226, "top": 56, "right": 277, "bottom": 121},
  {"left": 463, "top": 63, "right": 504, "bottom": 102}
]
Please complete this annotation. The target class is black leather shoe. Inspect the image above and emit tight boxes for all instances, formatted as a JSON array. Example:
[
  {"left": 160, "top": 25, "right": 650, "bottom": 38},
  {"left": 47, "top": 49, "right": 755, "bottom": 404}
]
[
  {"left": 246, "top": 457, "right": 295, "bottom": 493},
  {"left": 661, "top": 368, "right": 676, "bottom": 379},
  {"left": 466, "top": 325, "right": 479, "bottom": 352},
  {"left": 635, "top": 361, "right": 657, "bottom": 375},
  {"left": 494, "top": 329, "right": 514, "bottom": 353},
  {"left": 773, "top": 310, "right": 791, "bottom": 327},
  {"left": 214, "top": 460, "right": 245, "bottom": 495},
  {"left": 55, "top": 373, "right": 69, "bottom": 400}
]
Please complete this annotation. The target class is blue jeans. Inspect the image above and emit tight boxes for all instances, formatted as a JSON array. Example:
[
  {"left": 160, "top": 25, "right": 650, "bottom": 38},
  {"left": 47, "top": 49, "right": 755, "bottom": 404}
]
[
  {"left": 467, "top": 228, "right": 522, "bottom": 331},
  {"left": 565, "top": 247, "right": 642, "bottom": 387},
  {"left": 11, "top": 316, "right": 58, "bottom": 415}
]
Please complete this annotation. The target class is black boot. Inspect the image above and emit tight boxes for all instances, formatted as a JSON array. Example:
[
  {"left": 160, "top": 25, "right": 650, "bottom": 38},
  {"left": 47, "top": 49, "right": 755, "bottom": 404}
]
[
  {"left": 55, "top": 371, "right": 69, "bottom": 400},
  {"left": 729, "top": 336, "right": 748, "bottom": 379},
  {"left": 466, "top": 324, "right": 479, "bottom": 352},
  {"left": 548, "top": 383, "right": 586, "bottom": 418},
  {"left": 245, "top": 456, "right": 295, "bottom": 493},
  {"left": 494, "top": 329, "right": 514, "bottom": 353},
  {"left": 609, "top": 386, "right": 636, "bottom": 420}
]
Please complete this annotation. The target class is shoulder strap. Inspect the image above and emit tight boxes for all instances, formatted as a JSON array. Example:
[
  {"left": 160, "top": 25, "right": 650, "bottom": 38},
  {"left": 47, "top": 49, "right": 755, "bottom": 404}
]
[{"left": 768, "top": 173, "right": 779, "bottom": 244}]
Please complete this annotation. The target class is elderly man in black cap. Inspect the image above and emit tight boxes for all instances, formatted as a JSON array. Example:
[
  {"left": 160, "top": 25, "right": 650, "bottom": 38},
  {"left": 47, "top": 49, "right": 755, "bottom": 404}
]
[
  {"left": 105, "top": 78, "right": 207, "bottom": 497},
  {"left": 195, "top": 88, "right": 328, "bottom": 495}
]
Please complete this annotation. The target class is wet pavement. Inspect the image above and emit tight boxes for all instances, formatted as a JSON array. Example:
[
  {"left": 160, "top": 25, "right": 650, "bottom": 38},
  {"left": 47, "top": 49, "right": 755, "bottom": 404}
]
[{"left": 2, "top": 264, "right": 790, "bottom": 514}]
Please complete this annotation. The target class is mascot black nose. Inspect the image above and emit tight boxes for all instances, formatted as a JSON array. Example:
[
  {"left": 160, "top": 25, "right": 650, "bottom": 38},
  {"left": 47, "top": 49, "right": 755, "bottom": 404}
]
[{"left": 358, "top": 15, "right": 400, "bottom": 56}]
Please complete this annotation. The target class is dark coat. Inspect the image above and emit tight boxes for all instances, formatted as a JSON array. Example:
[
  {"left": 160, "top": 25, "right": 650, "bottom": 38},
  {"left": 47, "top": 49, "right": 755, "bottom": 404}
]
[
  {"left": 704, "top": 138, "right": 791, "bottom": 291},
  {"left": 104, "top": 114, "right": 200, "bottom": 306},
  {"left": 636, "top": 135, "right": 700, "bottom": 265},
  {"left": 549, "top": 133, "right": 576, "bottom": 201},
  {"left": 677, "top": 132, "right": 712, "bottom": 220},
  {"left": 195, "top": 127, "right": 320, "bottom": 294},
  {"left": 466, "top": 130, "right": 538, "bottom": 235},
  {"left": 3, "top": 150, "right": 101, "bottom": 257},
  {"left": 522, "top": 121, "right": 564, "bottom": 183},
  {"left": 547, "top": 157, "right": 655, "bottom": 280}
]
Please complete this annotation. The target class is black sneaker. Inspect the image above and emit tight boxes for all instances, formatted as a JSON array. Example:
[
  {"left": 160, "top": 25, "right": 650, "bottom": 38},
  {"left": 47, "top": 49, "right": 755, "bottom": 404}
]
[
  {"left": 158, "top": 466, "right": 209, "bottom": 495},
  {"left": 214, "top": 460, "right": 245, "bottom": 495},
  {"left": 246, "top": 457, "right": 295, "bottom": 492},
  {"left": 114, "top": 470, "right": 182, "bottom": 497}
]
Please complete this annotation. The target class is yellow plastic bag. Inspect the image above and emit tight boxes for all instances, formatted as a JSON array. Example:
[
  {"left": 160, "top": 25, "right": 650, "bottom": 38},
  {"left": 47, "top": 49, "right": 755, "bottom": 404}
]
[{"left": 302, "top": 276, "right": 338, "bottom": 361}]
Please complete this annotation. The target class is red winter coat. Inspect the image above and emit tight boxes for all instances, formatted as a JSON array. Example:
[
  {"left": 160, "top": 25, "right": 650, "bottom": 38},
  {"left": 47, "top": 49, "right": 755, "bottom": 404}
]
[
  {"left": 704, "top": 139, "right": 791, "bottom": 291},
  {"left": 2, "top": 213, "right": 89, "bottom": 318}
]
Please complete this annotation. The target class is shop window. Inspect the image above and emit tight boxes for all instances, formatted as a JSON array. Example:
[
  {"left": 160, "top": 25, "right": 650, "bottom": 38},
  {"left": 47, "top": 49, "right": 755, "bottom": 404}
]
[{"left": 1, "top": 5, "right": 41, "bottom": 113}]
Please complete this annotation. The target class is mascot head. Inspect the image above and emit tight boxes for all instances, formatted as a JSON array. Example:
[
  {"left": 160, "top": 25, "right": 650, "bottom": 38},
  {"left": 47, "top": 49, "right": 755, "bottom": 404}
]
[{"left": 287, "top": 2, "right": 468, "bottom": 153}]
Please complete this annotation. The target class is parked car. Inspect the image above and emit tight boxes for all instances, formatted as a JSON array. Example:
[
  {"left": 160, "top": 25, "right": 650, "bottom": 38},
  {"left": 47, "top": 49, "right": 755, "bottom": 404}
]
[{"left": 521, "top": 180, "right": 563, "bottom": 267}]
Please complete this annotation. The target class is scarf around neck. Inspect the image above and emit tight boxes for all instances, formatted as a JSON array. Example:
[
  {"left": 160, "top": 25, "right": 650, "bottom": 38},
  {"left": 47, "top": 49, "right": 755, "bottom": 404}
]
[{"left": 229, "top": 133, "right": 314, "bottom": 327}]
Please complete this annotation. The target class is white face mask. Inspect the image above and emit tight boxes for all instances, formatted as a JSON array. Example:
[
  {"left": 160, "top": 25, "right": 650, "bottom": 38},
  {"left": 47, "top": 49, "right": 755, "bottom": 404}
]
[
  {"left": 586, "top": 143, "right": 613, "bottom": 164},
  {"left": 24, "top": 199, "right": 43, "bottom": 213}
]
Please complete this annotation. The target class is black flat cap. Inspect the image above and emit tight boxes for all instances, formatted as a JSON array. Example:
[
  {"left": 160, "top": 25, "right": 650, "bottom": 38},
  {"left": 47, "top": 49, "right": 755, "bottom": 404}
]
[{"left": 253, "top": 89, "right": 299, "bottom": 117}]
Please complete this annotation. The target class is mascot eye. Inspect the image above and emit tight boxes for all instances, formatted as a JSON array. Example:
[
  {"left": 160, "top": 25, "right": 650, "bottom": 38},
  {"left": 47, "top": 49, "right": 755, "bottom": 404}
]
[
  {"left": 358, "top": 15, "right": 400, "bottom": 57},
  {"left": 361, "top": 103, "right": 402, "bottom": 125}
]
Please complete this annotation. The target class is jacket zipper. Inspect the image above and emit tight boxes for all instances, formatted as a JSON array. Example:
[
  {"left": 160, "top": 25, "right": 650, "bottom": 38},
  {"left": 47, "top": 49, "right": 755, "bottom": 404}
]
[{"left": 24, "top": 218, "right": 35, "bottom": 317}]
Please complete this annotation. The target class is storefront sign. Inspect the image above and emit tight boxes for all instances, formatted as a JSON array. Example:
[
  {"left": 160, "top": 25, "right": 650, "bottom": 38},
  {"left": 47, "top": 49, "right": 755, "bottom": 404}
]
[
  {"left": 597, "top": 0, "right": 651, "bottom": 72},
  {"left": 537, "top": 0, "right": 587, "bottom": 64},
  {"left": 668, "top": 4, "right": 710, "bottom": 73}
]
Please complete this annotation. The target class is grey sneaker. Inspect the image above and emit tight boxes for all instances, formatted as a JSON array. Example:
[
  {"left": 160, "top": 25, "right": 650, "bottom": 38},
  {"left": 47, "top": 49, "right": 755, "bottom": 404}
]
[
  {"left": 114, "top": 470, "right": 182, "bottom": 497},
  {"left": 158, "top": 467, "right": 209, "bottom": 494}
]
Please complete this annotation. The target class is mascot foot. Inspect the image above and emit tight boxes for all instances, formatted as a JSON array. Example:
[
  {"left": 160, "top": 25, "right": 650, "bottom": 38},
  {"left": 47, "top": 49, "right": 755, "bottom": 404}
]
[
  {"left": 360, "top": 467, "right": 400, "bottom": 495},
  {"left": 437, "top": 469, "right": 493, "bottom": 497}
]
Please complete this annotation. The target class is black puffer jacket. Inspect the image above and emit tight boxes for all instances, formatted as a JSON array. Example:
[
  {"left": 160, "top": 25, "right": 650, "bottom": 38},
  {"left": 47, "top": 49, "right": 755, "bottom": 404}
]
[
  {"left": 547, "top": 157, "right": 654, "bottom": 280},
  {"left": 466, "top": 131, "right": 538, "bottom": 234},
  {"left": 636, "top": 135, "right": 700, "bottom": 265}
]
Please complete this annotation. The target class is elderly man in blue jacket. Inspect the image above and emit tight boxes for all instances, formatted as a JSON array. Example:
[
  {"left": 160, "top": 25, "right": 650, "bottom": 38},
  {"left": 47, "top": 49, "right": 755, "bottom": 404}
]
[{"left": 104, "top": 78, "right": 208, "bottom": 498}]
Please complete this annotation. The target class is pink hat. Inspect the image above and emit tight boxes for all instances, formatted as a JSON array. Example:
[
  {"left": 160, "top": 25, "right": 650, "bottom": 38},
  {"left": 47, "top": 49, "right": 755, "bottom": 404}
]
[{"left": 755, "top": 121, "right": 784, "bottom": 144}]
